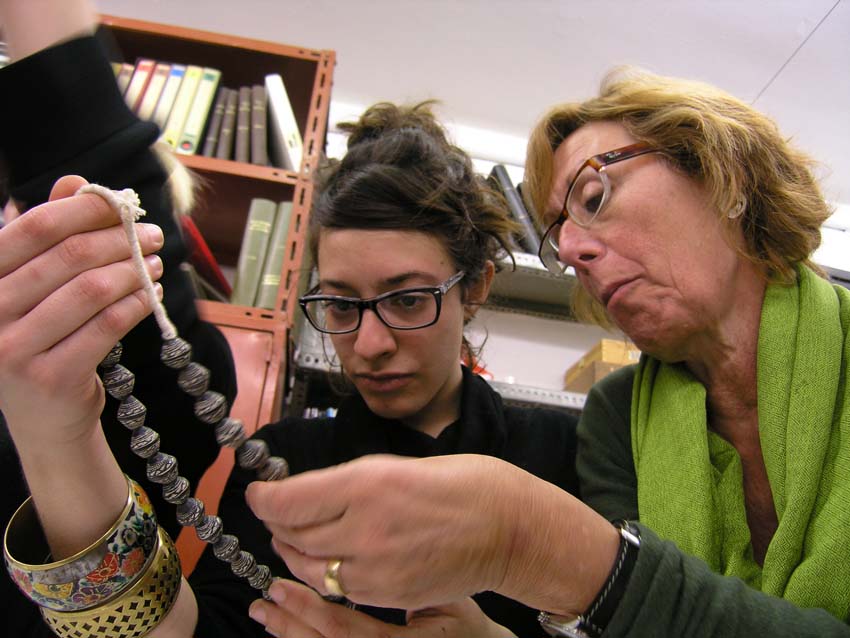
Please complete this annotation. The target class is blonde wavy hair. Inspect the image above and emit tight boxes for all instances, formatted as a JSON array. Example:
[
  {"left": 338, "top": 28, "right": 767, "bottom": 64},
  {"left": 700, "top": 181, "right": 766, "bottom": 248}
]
[{"left": 525, "top": 67, "right": 832, "bottom": 325}]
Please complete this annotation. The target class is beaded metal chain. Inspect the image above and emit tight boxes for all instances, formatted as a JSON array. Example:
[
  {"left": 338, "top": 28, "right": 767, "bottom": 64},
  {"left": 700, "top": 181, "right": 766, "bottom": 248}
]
[{"left": 81, "top": 184, "right": 289, "bottom": 600}]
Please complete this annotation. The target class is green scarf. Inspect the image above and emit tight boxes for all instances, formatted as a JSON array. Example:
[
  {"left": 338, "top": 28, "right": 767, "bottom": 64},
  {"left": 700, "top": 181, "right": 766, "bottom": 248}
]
[{"left": 631, "top": 265, "right": 850, "bottom": 619}]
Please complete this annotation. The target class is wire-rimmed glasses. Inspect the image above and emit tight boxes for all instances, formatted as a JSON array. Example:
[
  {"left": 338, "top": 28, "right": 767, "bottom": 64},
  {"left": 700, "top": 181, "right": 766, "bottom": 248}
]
[
  {"left": 538, "top": 142, "right": 659, "bottom": 275},
  {"left": 299, "top": 271, "right": 466, "bottom": 334}
]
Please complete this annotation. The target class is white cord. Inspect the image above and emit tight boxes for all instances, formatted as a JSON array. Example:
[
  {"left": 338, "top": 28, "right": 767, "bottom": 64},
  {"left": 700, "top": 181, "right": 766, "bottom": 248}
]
[{"left": 77, "top": 184, "right": 177, "bottom": 340}]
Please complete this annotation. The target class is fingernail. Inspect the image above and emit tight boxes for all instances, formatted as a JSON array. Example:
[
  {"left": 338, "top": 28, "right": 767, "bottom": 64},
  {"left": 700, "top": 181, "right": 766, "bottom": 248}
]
[
  {"left": 268, "top": 583, "right": 286, "bottom": 605},
  {"left": 146, "top": 224, "right": 164, "bottom": 247},
  {"left": 154, "top": 282, "right": 164, "bottom": 300},
  {"left": 248, "top": 602, "right": 266, "bottom": 625},
  {"left": 145, "top": 254, "right": 163, "bottom": 276}
]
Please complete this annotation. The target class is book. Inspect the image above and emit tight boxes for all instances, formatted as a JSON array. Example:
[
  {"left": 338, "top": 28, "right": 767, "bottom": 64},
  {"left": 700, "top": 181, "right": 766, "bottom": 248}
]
[
  {"left": 230, "top": 198, "right": 278, "bottom": 306},
  {"left": 151, "top": 63, "right": 186, "bottom": 130},
  {"left": 254, "top": 201, "right": 293, "bottom": 309},
  {"left": 234, "top": 86, "right": 252, "bottom": 163},
  {"left": 160, "top": 64, "right": 202, "bottom": 147},
  {"left": 489, "top": 164, "right": 541, "bottom": 254},
  {"left": 176, "top": 67, "right": 221, "bottom": 155},
  {"left": 250, "top": 84, "right": 269, "bottom": 166},
  {"left": 136, "top": 62, "right": 171, "bottom": 121},
  {"left": 265, "top": 73, "right": 303, "bottom": 171},
  {"left": 215, "top": 88, "right": 239, "bottom": 160},
  {"left": 110, "top": 61, "right": 122, "bottom": 76},
  {"left": 179, "top": 215, "right": 233, "bottom": 298},
  {"left": 122, "top": 58, "right": 155, "bottom": 112},
  {"left": 114, "top": 62, "right": 135, "bottom": 94},
  {"left": 201, "top": 86, "right": 229, "bottom": 157}
]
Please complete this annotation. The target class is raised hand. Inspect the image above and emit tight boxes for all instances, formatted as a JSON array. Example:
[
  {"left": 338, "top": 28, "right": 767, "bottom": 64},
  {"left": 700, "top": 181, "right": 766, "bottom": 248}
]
[{"left": 248, "top": 578, "right": 516, "bottom": 638}]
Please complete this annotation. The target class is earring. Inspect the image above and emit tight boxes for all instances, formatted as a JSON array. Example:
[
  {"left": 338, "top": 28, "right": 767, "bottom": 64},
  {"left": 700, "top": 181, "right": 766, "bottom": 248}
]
[{"left": 728, "top": 195, "right": 746, "bottom": 219}]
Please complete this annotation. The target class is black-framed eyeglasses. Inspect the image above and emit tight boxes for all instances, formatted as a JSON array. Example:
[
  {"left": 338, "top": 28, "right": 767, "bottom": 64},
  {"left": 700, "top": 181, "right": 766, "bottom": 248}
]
[
  {"left": 538, "top": 142, "right": 659, "bottom": 275},
  {"left": 299, "top": 271, "right": 466, "bottom": 335}
]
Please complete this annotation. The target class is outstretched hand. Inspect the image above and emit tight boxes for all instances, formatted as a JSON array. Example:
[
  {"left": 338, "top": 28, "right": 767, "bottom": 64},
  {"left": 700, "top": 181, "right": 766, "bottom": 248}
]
[
  {"left": 248, "top": 579, "right": 516, "bottom": 638},
  {"left": 0, "top": 175, "right": 164, "bottom": 449}
]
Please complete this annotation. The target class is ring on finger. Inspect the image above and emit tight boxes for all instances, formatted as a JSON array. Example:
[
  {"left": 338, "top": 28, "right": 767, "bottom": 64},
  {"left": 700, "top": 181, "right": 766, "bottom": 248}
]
[{"left": 324, "top": 558, "right": 348, "bottom": 598}]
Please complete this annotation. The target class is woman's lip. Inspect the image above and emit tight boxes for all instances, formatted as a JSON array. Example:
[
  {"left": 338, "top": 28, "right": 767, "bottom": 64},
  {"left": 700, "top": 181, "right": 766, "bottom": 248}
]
[
  {"left": 354, "top": 373, "right": 413, "bottom": 392},
  {"left": 602, "top": 278, "right": 638, "bottom": 308}
]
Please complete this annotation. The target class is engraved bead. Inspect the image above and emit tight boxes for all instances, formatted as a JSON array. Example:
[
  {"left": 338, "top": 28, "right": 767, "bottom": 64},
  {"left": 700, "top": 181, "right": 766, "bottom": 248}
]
[
  {"left": 249, "top": 564, "right": 272, "bottom": 591},
  {"left": 215, "top": 417, "right": 246, "bottom": 448},
  {"left": 162, "top": 476, "right": 190, "bottom": 505},
  {"left": 160, "top": 337, "right": 192, "bottom": 369},
  {"left": 130, "top": 426, "right": 160, "bottom": 458},
  {"left": 117, "top": 396, "right": 147, "bottom": 430},
  {"left": 257, "top": 456, "right": 290, "bottom": 481},
  {"left": 176, "top": 497, "right": 205, "bottom": 527},
  {"left": 196, "top": 515, "right": 223, "bottom": 544},
  {"left": 236, "top": 439, "right": 270, "bottom": 470},
  {"left": 230, "top": 550, "right": 257, "bottom": 576},
  {"left": 147, "top": 452, "right": 179, "bottom": 485},
  {"left": 102, "top": 365, "right": 135, "bottom": 400},
  {"left": 213, "top": 534, "right": 240, "bottom": 562},
  {"left": 194, "top": 391, "right": 227, "bottom": 424},
  {"left": 177, "top": 362, "right": 210, "bottom": 397},
  {"left": 99, "top": 342, "right": 123, "bottom": 368}
]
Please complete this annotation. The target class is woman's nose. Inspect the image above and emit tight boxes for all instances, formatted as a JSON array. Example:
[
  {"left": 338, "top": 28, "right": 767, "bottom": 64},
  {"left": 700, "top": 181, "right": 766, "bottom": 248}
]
[
  {"left": 556, "top": 220, "right": 604, "bottom": 268},
  {"left": 353, "top": 309, "right": 397, "bottom": 359}
]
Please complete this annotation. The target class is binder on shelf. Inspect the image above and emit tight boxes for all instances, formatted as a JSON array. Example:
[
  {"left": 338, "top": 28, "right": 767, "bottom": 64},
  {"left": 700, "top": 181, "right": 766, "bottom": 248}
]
[
  {"left": 160, "top": 64, "right": 202, "bottom": 148},
  {"left": 250, "top": 84, "right": 269, "bottom": 166},
  {"left": 176, "top": 67, "right": 221, "bottom": 155},
  {"left": 489, "top": 164, "right": 541, "bottom": 255},
  {"left": 179, "top": 215, "right": 233, "bottom": 298},
  {"left": 114, "top": 62, "right": 135, "bottom": 94},
  {"left": 122, "top": 58, "right": 155, "bottom": 112},
  {"left": 255, "top": 201, "right": 293, "bottom": 309},
  {"left": 201, "top": 86, "right": 230, "bottom": 157},
  {"left": 136, "top": 62, "right": 171, "bottom": 121},
  {"left": 230, "top": 198, "right": 278, "bottom": 306},
  {"left": 234, "top": 86, "right": 252, "bottom": 163},
  {"left": 151, "top": 63, "right": 186, "bottom": 130},
  {"left": 215, "top": 88, "right": 239, "bottom": 160},
  {"left": 265, "top": 73, "right": 303, "bottom": 171}
]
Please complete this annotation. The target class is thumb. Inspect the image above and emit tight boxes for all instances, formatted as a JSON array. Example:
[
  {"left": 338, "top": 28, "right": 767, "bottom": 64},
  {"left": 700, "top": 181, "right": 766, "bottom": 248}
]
[{"left": 48, "top": 175, "right": 90, "bottom": 202}]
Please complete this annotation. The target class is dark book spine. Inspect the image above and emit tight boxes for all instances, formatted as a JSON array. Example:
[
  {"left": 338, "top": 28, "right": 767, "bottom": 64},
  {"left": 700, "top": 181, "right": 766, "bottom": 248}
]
[
  {"left": 490, "top": 164, "right": 541, "bottom": 254},
  {"left": 201, "top": 86, "right": 229, "bottom": 157},
  {"left": 250, "top": 84, "right": 269, "bottom": 166},
  {"left": 215, "top": 88, "right": 238, "bottom": 160},
  {"left": 234, "top": 85, "right": 252, "bottom": 163}
]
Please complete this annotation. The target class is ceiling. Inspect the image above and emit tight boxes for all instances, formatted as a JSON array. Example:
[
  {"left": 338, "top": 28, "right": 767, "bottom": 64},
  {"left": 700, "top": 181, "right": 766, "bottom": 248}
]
[{"left": 99, "top": 0, "right": 848, "bottom": 204}]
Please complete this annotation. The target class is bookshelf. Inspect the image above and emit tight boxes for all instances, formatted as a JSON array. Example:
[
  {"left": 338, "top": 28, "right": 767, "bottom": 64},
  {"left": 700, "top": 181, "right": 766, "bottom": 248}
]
[{"left": 96, "top": 15, "right": 334, "bottom": 572}]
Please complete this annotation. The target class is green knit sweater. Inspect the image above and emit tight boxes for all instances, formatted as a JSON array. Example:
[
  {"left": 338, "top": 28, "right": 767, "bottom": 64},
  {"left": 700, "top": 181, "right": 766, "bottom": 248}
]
[{"left": 577, "top": 365, "right": 850, "bottom": 637}]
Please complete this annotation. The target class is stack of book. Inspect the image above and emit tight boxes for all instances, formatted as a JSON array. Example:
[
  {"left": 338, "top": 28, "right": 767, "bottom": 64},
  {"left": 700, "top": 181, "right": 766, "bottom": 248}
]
[
  {"left": 113, "top": 58, "right": 303, "bottom": 170},
  {"left": 230, "top": 198, "right": 294, "bottom": 309}
]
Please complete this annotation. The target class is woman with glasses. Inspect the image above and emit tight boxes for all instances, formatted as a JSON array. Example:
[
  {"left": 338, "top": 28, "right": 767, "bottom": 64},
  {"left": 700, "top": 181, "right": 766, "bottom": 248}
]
[
  {"left": 0, "top": 2, "right": 580, "bottom": 631},
  {"left": 246, "top": 69, "right": 850, "bottom": 637}
]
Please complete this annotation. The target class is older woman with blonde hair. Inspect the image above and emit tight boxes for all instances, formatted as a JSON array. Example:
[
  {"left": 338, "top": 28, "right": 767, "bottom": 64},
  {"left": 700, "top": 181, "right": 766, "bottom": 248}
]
[{"left": 244, "top": 68, "right": 850, "bottom": 637}]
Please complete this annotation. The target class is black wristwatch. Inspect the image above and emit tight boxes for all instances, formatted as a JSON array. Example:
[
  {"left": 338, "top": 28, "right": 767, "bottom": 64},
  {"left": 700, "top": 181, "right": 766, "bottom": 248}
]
[{"left": 538, "top": 520, "right": 641, "bottom": 638}]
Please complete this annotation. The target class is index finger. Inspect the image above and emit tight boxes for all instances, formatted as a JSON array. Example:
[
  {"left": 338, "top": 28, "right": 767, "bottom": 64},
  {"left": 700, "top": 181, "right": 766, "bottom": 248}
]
[
  {"left": 0, "top": 190, "right": 122, "bottom": 278},
  {"left": 245, "top": 465, "right": 350, "bottom": 528}
]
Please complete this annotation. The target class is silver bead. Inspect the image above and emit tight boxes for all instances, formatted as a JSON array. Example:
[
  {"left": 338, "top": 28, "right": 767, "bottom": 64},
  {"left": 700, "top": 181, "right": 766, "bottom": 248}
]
[
  {"left": 117, "top": 396, "right": 146, "bottom": 430},
  {"left": 162, "top": 476, "right": 190, "bottom": 505},
  {"left": 130, "top": 426, "right": 160, "bottom": 458},
  {"left": 102, "top": 365, "right": 135, "bottom": 400},
  {"left": 213, "top": 534, "right": 240, "bottom": 562},
  {"left": 147, "top": 452, "right": 179, "bottom": 484},
  {"left": 214, "top": 417, "right": 246, "bottom": 448},
  {"left": 177, "top": 362, "right": 210, "bottom": 397},
  {"left": 196, "top": 515, "right": 223, "bottom": 544},
  {"left": 176, "top": 497, "right": 205, "bottom": 527},
  {"left": 160, "top": 337, "right": 192, "bottom": 369},
  {"left": 194, "top": 391, "right": 227, "bottom": 424},
  {"left": 230, "top": 550, "right": 257, "bottom": 576},
  {"left": 257, "top": 456, "right": 290, "bottom": 481},
  {"left": 99, "top": 342, "right": 123, "bottom": 368},
  {"left": 249, "top": 564, "right": 272, "bottom": 591},
  {"left": 236, "top": 439, "right": 270, "bottom": 470}
]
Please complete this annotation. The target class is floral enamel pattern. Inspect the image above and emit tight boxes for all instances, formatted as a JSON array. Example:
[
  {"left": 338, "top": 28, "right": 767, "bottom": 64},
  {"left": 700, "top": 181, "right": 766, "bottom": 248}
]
[{"left": 5, "top": 478, "right": 159, "bottom": 612}]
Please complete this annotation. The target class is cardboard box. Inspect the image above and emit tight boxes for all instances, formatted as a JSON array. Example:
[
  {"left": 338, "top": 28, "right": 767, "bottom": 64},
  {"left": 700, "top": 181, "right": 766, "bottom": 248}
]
[{"left": 563, "top": 338, "right": 641, "bottom": 393}]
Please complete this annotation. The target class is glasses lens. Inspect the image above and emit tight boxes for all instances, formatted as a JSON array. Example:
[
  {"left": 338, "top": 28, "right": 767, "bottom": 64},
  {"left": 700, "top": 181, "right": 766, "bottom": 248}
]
[
  {"left": 376, "top": 290, "right": 439, "bottom": 329},
  {"left": 304, "top": 298, "right": 360, "bottom": 333},
  {"left": 567, "top": 165, "right": 605, "bottom": 226}
]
